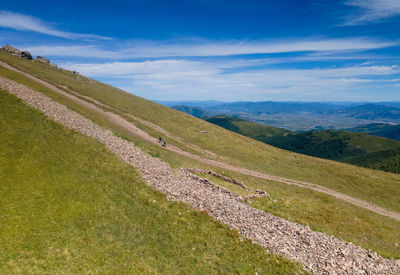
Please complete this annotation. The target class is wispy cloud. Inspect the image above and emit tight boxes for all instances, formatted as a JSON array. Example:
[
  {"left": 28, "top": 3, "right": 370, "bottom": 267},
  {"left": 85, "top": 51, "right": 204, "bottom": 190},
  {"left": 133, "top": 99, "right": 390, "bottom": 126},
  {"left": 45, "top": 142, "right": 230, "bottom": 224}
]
[
  {"left": 24, "top": 37, "right": 397, "bottom": 59},
  {"left": 0, "top": 11, "right": 111, "bottom": 40},
  {"left": 61, "top": 60, "right": 400, "bottom": 101},
  {"left": 343, "top": 0, "right": 400, "bottom": 25}
]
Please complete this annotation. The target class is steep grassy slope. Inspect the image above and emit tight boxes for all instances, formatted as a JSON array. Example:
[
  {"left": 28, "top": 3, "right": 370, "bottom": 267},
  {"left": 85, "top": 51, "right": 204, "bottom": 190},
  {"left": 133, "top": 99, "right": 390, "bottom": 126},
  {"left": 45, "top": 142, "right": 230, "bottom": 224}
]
[
  {"left": 0, "top": 90, "right": 305, "bottom": 274},
  {"left": 347, "top": 123, "right": 400, "bottom": 141},
  {"left": 1, "top": 54, "right": 400, "bottom": 258},
  {"left": 0, "top": 51, "right": 399, "bottom": 210}
]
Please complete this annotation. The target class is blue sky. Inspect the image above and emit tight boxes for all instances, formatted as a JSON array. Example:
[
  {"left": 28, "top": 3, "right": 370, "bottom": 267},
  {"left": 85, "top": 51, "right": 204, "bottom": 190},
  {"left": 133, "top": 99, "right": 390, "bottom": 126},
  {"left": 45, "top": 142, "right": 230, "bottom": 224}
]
[{"left": 1, "top": 0, "right": 400, "bottom": 102}]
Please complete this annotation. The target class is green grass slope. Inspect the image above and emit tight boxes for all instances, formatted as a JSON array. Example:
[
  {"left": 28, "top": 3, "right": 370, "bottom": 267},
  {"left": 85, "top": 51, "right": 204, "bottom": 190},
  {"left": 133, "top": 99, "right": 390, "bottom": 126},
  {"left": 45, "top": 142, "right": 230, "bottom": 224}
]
[
  {"left": 345, "top": 148, "right": 400, "bottom": 174},
  {"left": 1, "top": 53, "right": 400, "bottom": 259},
  {"left": 0, "top": 90, "right": 305, "bottom": 274},
  {"left": 0, "top": 50, "right": 399, "bottom": 213},
  {"left": 205, "top": 115, "right": 400, "bottom": 173},
  {"left": 264, "top": 130, "right": 400, "bottom": 173}
]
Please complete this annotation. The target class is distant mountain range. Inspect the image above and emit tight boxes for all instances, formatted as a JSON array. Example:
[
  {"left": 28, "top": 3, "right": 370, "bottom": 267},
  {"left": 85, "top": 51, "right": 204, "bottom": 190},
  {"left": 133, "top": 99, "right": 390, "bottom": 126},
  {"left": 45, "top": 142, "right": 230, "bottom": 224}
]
[
  {"left": 170, "top": 101, "right": 400, "bottom": 131},
  {"left": 332, "top": 104, "right": 400, "bottom": 120},
  {"left": 156, "top": 100, "right": 226, "bottom": 108}
]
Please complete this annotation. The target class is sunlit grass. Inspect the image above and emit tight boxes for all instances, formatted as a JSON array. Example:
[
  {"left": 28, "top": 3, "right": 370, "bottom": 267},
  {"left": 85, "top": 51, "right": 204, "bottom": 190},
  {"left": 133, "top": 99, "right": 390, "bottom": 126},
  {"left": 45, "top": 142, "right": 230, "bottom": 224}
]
[
  {"left": 0, "top": 89, "right": 306, "bottom": 274},
  {"left": 0, "top": 51, "right": 398, "bottom": 213},
  {"left": 0, "top": 51, "right": 399, "bottom": 259}
]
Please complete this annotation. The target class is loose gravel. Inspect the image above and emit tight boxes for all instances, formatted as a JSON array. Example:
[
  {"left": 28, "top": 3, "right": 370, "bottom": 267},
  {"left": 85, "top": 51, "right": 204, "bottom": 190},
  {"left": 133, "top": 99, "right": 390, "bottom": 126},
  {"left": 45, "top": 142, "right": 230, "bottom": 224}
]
[{"left": 2, "top": 76, "right": 400, "bottom": 274}]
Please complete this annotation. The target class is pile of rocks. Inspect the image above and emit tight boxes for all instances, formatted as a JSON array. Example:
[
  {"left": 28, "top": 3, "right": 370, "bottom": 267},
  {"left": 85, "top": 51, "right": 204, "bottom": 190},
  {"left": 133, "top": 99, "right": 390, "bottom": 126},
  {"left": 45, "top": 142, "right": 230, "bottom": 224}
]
[
  {"left": 37, "top": 56, "right": 50, "bottom": 63},
  {"left": 182, "top": 168, "right": 251, "bottom": 190},
  {"left": 243, "top": 189, "right": 270, "bottom": 200},
  {"left": 181, "top": 168, "right": 243, "bottom": 200},
  {"left": 21, "top": 51, "right": 32, "bottom": 60},
  {"left": 181, "top": 169, "right": 269, "bottom": 201},
  {"left": 1, "top": 76, "right": 399, "bottom": 274},
  {"left": 2, "top": 44, "right": 21, "bottom": 57}
]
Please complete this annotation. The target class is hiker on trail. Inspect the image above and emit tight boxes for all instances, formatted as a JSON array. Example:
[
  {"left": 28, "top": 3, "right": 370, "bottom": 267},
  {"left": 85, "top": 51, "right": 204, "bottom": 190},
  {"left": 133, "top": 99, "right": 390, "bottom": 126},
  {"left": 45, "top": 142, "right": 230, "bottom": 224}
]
[
  {"left": 158, "top": 136, "right": 162, "bottom": 143},
  {"left": 162, "top": 140, "right": 167, "bottom": 147}
]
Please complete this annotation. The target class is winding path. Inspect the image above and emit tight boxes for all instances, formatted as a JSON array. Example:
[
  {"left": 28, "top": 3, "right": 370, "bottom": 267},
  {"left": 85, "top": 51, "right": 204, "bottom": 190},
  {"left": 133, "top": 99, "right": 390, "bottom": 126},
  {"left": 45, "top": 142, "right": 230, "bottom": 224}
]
[{"left": 1, "top": 60, "right": 400, "bottom": 222}]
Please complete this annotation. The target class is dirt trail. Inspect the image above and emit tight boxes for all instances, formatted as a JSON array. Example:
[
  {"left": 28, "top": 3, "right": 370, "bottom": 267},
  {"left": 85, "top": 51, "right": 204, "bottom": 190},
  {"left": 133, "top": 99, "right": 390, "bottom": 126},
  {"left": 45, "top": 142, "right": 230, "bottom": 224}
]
[
  {"left": 1, "top": 60, "right": 400, "bottom": 222},
  {"left": 52, "top": 83, "right": 218, "bottom": 159}
]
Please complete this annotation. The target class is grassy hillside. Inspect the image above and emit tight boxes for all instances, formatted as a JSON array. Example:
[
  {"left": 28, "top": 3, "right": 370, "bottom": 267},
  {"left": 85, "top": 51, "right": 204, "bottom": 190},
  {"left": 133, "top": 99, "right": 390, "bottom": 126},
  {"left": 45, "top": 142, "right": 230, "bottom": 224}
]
[
  {"left": 0, "top": 50, "right": 399, "bottom": 212},
  {"left": 264, "top": 130, "right": 400, "bottom": 173},
  {"left": 347, "top": 123, "right": 400, "bottom": 141},
  {"left": 345, "top": 148, "right": 400, "bottom": 174},
  {"left": 0, "top": 89, "right": 305, "bottom": 274},
  {"left": 206, "top": 115, "right": 291, "bottom": 140},
  {"left": 1, "top": 51, "right": 400, "bottom": 258},
  {"left": 205, "top": 115, "right": 400, "bottom": 173}
]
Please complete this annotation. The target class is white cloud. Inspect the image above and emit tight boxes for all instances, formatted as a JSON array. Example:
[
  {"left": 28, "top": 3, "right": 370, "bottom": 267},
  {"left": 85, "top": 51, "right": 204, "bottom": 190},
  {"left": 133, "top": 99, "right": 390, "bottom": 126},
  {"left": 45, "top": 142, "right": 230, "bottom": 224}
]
[
  {"left": 23, "top": 37, "right": 397, "bottom": 59},
  {"left": 0, "top": 11, "right": 111, "bottom": 40},
  {"left": 341, "top": 78, "right": 373, "bottom": 83},
  {"left": 344, "top": 0, "right": 400, "bottom": 25},
  {"left": 61, "top": 59, "right": 400, "bottom": 101}
]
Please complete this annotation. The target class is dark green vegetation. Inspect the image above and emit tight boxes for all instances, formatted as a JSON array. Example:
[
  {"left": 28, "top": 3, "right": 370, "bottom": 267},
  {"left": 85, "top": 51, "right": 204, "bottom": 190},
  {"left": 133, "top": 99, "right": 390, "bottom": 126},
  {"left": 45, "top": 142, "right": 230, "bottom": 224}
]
[
  {"left": 1, "top": 50, "right": 400, "bottom": 259},
  {"left": 206, "top": 115, "right": 291, "bottom": 141},
  {"left": 265, "top": 131, "right": 400, "bottom": 173},
  {"left": 345, "top": 148, "right": 400, "bottom": 174},
  {"left": 206, "top": 115, "right": 400, "bottom": 173},
  {"left": 0, "top": 90, "right": 305, "bottom": 274},
  {"left": 347, "top": 123, "right": 400, "bottom": 141},
  {"left": 172, "top": 105, "right": 209, "bottom": 118}
]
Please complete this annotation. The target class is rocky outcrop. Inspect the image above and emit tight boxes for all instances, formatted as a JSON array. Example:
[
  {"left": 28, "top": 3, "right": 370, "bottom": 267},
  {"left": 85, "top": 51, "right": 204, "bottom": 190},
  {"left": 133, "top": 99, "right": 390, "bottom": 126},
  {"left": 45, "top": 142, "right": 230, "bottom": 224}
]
[
  {"left": 2, "top": 44, "right": 21, "bottom": 56},
  {"left": 21, "top": 51, "right": 33, "bottom": 60},
  {"left": 1, "top": 76, "right": 400, "bottom": 274},
  {"left": 37, "top": 56, "right": 50, "bottom": 63},
  {"left": 2, "top": 45, "right": 33, "bottom": 60}
]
